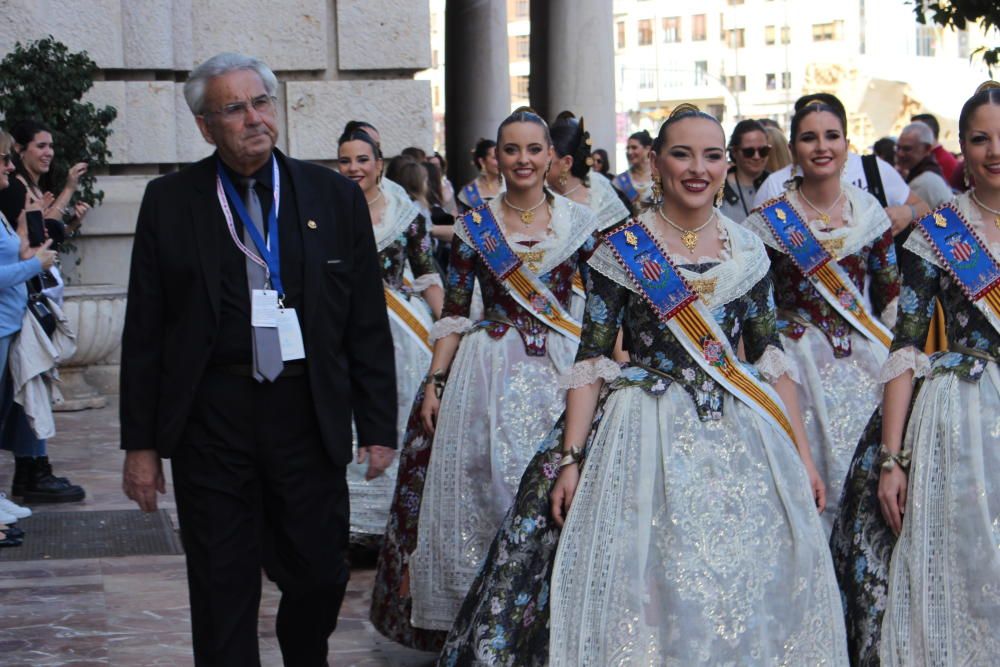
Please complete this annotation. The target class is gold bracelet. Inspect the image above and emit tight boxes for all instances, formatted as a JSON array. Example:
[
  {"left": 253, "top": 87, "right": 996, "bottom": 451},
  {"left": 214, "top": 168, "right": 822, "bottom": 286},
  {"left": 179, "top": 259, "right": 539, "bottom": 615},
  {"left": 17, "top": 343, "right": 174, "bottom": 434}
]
[
  {"left": 878, "top": 444, "right": 912, "bottom": 471},
  {"left": 558, "top": 445, "right": 584, "bottom": 468},
  {"left": 424, "top": 369, "right": 448, "bottom": 399}
]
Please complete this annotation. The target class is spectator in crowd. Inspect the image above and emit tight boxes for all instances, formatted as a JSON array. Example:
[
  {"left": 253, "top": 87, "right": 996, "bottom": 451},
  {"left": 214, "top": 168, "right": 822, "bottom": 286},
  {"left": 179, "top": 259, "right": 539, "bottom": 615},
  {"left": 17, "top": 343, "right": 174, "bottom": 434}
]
[
  {"left": 421, "top": 160, "right": 456, "bottom": 262},
  {"left": 427, "top": 151, "right": 456, "bottom": 214},
  {"left": 763, "top": 125, "right": 792, "bottom": 172},
  {"left": 895, "top": 121, "right": 954, "bottom": 209},
  {"left": 590, "top": 148, "right": 613, "bottom": 180},
  {"left": 0, "top": 130, "right": 56, "bottom": 544},
  {"left": 911, "top": 112, "right": 958, "bottom": 183},
  {"left": 720, "top": 119, "right": 770, "bottom": 222},
  {"left": 401, "top": 146, "right": 427, "bottom": 162},
  {"left": 873, "top": 137, "right": 897, "bottom": 167}
]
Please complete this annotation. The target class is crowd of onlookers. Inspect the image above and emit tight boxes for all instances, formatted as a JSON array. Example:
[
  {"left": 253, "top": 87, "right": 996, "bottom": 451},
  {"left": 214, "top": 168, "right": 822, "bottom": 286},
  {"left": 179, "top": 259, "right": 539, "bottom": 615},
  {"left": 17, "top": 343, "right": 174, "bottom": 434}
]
[{"left": 0, "top": 120, "right": 90, "bottom": 550}]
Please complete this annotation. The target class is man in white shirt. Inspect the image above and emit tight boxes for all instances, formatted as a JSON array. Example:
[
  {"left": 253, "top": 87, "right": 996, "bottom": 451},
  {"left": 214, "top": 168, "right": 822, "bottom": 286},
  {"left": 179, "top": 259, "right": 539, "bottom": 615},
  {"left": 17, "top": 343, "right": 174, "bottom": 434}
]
[{"left": 752, "top": 94, "right": 928, "bottom": 235}]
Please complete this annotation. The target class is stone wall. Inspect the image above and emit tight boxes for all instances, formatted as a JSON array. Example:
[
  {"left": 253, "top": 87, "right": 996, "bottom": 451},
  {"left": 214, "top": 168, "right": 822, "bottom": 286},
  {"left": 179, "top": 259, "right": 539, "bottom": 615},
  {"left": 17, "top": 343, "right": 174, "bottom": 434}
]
[
  {"left": 0, "top": 0, "right": 433, "bottom": 396},
  {"left": 0, "top": 0, "right": 433, "bottom": 287}
]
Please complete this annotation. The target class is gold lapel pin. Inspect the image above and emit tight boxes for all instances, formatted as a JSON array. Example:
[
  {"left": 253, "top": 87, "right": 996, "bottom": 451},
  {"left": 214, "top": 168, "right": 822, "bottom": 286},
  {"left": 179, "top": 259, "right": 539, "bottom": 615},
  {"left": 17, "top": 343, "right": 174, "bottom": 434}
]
[{"left": 307, "top": 220, "right": 318, "bottom": 230}]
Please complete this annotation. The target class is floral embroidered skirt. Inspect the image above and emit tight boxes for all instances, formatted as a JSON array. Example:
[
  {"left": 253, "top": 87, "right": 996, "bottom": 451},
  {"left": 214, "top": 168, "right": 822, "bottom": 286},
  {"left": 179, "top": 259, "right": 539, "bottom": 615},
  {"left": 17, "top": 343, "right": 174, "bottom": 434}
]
[
  {"left": 782, "top": 327, "right": 886, "bottom": 535},
  {"left": 409, "top": 327, "right": 566, "bottom": 630},
  {"left": 880, "top": 365, "right": 1000, "bottom": 665},
  {"left": 369, "top": 384, "right": 447, "bottom": 652},
  {"left": 442, "top": 382, "right": 848, "bottom": 665}
]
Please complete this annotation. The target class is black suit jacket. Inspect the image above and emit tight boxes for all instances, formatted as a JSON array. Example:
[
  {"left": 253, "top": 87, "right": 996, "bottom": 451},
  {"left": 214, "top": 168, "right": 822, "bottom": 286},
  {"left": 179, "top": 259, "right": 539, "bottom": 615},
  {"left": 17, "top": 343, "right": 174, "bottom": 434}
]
[{"left": 119, "top": 151, "right": 397, "bottom": 464}]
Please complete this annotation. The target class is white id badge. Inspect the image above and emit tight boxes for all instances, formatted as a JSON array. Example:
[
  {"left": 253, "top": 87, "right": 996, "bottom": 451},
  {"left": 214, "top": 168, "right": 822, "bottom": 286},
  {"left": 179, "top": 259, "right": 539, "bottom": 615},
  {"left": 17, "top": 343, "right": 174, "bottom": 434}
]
[
  {"left": 251, "top": 289, "right": 279, "bottom": 327},
  {"left": 276, "top": 308, "right": 306, "bottom": 361}
]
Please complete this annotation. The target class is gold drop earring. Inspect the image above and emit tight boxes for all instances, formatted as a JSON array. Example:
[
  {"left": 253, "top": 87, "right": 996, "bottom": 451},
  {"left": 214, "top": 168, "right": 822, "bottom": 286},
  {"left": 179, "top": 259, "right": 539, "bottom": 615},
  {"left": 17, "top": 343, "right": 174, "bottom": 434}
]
[
  {"left": 715, "top": 185, "right": 725, "bottom": 207},
  {"left": 558, "top": 168, "right": 568, "bottom": 188},
  {"left": 651, "top": 172, "right": 662, "bottom": 204}
]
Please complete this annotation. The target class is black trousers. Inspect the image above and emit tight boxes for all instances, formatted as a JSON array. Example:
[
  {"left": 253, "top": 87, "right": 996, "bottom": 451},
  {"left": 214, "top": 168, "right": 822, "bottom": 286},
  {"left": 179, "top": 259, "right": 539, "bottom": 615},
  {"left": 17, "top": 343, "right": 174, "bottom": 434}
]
[{"left": 171, "top": 370, "right": 349, "bottom": 666}]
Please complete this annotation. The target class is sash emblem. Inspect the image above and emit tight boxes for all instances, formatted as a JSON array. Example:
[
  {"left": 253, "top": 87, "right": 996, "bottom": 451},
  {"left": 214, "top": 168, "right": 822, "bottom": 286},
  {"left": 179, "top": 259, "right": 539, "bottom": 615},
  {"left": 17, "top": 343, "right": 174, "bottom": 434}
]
[
  {"left": 947, "top": 233, "right": 975, "bottom": 264},
  {"left": 701, "top": 337, "right": 727, "bottom": 368},
  {"left": 482, "top": 230, "right": 500, "bottom": 254},
  {"left": 788, "top": 229, "right": 806, "bottom": 247},
  {"left": 638, "top": 251, "right": 664, "bottom": 283}
]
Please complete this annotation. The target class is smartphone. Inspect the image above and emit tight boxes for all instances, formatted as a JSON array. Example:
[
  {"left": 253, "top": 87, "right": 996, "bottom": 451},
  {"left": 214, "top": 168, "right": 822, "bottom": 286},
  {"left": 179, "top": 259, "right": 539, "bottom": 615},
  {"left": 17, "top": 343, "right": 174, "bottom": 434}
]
[{"left": 26, "top": 210, "right": 45, "bottom": 248}]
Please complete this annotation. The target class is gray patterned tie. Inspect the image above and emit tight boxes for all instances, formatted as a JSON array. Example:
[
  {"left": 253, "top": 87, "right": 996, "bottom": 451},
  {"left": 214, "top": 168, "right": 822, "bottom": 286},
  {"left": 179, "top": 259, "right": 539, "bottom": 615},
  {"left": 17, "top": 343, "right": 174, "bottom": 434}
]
[{"left": 240, "top": 177, "right": 284, "bottom": 382}]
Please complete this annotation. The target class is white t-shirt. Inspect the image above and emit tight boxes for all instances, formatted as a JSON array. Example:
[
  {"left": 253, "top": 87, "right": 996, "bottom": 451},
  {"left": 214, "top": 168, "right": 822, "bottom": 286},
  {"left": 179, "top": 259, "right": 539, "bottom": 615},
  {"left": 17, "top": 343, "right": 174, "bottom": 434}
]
[{"left": 752, "top": 153, "right": 910, "bottom": 209}]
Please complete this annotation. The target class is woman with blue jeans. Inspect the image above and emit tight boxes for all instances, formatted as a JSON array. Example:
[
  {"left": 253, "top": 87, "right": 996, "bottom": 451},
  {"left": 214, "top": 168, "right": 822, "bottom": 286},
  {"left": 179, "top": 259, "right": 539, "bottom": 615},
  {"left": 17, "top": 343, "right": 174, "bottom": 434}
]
[{"left": 0, "top": 129, "right": 83, "bottom": 508}]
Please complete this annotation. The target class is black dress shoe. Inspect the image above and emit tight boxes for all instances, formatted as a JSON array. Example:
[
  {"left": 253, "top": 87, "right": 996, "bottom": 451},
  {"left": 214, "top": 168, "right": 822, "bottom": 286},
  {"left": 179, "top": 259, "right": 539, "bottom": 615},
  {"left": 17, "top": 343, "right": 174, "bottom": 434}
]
[
  {"left": 0, "top": 531, "right": 22, "bottom": 547},
  {"left": 1, "top": 524, "right": 24, "bottom": 539}
]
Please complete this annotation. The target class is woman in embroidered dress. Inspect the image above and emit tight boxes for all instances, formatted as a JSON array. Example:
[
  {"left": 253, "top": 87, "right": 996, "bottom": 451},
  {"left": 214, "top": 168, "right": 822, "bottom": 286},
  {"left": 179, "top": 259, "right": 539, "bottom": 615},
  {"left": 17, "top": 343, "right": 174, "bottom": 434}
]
[
  {"left": 743, "top": 102, "right": 900, "bottom": 534},
  {"left": 439, "top": 106, "right": 847, "bottom": 666},
  {"left": 337, "top": 128, "right": 443, "bottom": 545},
  {"left": 545, "top": 111, "right": 630, "bottom": 323},
  {"left": 613, "top": 129, "right": 654, "bottom": 213},
  {"left": 387, "top": 108, "right": 600, "bottom": 636},
  {"left": 833, "top": 83, "right": 1000, "bottom": 666},
  {"left": 456, "top": 138, "right": 503, "bottom": 212}
]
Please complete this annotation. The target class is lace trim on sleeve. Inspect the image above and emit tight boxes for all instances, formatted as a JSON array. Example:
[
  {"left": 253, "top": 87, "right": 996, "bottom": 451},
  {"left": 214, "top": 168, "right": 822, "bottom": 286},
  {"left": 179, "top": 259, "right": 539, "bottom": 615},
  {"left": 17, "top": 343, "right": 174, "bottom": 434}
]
[
  {"left": 878, "top": 346, "right": 930, "bottom": 383},
  {"left": 429, "top": 316, "right": 474, "bottom": 343},
  {"left": 880, "top": 296, "right": 899, "bottom": 331},
  {"left": 754, "top": 344, "right": 800, "bottom": 384},
  {"left": 411, "top": 272, "right": 443, "bottom": 293},
  {"left": 558, "top": 356, "right": 621, "bottom": 389}
]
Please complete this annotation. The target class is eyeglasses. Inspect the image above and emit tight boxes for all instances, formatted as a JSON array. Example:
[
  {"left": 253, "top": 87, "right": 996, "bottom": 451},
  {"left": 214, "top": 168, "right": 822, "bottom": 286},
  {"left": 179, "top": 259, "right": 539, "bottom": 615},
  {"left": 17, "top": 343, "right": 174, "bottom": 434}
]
[
  {"left": 204, "top": 94, "right": 277, "bottom": 122},
  {"left": 739, "top": 146, "right": 771, "bottom": 159}
]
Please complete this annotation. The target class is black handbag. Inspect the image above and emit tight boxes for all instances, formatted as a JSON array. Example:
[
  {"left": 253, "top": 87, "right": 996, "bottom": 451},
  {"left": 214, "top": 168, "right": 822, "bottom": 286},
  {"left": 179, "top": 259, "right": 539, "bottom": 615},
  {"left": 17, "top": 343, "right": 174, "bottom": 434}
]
[{"left": 26, "top": 276, "right": 56, "bottom": 338}]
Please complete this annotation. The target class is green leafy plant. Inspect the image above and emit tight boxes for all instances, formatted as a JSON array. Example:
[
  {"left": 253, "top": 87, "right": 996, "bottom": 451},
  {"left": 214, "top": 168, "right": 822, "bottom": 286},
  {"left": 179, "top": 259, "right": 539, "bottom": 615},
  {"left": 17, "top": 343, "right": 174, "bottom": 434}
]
[
  {"left": 912, "top": 1, "right": 1000, "bottom": 73},
  {"left": 0, "top": 36, "right": 117, "bottom": 206}
]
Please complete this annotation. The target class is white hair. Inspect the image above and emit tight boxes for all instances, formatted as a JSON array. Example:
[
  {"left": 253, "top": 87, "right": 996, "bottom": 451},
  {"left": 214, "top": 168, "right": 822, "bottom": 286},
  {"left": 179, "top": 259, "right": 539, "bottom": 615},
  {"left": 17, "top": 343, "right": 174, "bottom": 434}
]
[
  {"left": 183, "top": 52, "right": 278, "bottom": 115},
  {"left": 901, "top": 121, "right": 935, "bottom": 147}
]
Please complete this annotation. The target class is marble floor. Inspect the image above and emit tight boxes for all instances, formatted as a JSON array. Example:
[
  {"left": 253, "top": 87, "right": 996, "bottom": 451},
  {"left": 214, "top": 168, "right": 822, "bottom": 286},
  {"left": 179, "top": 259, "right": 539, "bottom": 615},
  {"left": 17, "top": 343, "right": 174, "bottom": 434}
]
[{"left": 0, "top": 405, "right": 437, "bottom": 666}]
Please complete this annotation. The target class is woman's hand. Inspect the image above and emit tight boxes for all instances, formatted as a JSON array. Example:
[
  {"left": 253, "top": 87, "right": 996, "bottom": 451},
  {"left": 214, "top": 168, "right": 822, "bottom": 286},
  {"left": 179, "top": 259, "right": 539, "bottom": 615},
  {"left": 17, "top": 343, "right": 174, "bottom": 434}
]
[
  {"left": 68, "top": 201, "right": 90, "bottom": 231},
  {"left": 65, "top": 162, "right": 88, "bottom": 190},
  {"left": 550, "top": 463, "right": 580, "bottom": 527},
  {"left": 804, "top": 459, "right": 827, "bottom": 514},
  {"left": 878, "top": 465, "right": 908, "bottom": 536},
  {"left": 420, "top": 383, "right": 441, "bottom": 435},
  {"left": 23, "top": 238, "right": 57, "bottom": 270}
]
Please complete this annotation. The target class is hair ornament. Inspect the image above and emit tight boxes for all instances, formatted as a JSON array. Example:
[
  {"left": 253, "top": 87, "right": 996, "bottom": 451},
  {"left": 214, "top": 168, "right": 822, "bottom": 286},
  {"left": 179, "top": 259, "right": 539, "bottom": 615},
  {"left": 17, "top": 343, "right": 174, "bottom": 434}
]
[
  {"left": 804, "top": 99, "right": 827, "bottom": 109},
  {"left": 669, "top": 103, "right": 701, "bottom": 119},
  {"left": 976, "top": 80, "right": 1000, "bottom": 94}
]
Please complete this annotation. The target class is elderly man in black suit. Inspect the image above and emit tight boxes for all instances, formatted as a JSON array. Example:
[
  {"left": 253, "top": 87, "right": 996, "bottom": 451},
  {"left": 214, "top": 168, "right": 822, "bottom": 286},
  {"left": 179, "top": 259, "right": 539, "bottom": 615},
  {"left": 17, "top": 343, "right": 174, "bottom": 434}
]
[{"left": 120, "top": 52, "right": 397, "bottom": 666}]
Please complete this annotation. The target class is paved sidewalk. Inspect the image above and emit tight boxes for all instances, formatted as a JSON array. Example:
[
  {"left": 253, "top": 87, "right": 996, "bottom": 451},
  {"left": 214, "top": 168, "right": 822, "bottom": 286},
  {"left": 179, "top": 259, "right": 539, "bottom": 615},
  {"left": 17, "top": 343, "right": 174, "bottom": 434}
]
[{"left": 0, "top": 404, "right": 435, "bottom": 666}]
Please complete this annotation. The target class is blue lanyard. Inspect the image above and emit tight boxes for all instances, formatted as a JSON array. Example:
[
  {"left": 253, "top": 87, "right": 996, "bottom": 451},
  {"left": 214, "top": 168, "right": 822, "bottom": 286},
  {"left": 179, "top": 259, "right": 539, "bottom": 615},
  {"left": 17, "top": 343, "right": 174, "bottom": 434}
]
[{"left": 216, "top": 157, "right": 284, "bottom": 297}]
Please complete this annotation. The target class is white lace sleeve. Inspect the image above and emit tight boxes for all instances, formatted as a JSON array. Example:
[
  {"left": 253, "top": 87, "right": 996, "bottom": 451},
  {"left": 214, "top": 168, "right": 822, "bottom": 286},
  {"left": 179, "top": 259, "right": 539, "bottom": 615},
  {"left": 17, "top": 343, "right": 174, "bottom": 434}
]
[
  {"left": 754, "top": 345, "right": 800, "bottom": 384},
  {"left": 559, "top": 357, "right": 621, "bottom": 389},
  {"left": 411, "top": 272, "right": 444, "bottom": 293},
  {"left": 880, "top": 297, "right": 898, "bottom": 330},
  {"left": 878, "top": 346, "right": 930, "bottom": 383},
  {"left": 429, "top": 316, "right": 474, "bottom": 343}
]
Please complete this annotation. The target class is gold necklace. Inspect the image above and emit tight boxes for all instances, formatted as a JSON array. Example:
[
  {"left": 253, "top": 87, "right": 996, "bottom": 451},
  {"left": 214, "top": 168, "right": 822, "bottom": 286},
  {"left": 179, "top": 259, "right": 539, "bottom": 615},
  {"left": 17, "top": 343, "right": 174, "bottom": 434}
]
[
  {"left": 656, "top": 206, "right": 716, "bottom": 252},
  {"left": 797, "top": 188, "right": 844, "bottom": 226},
  {"left": 503, "top": 192, "right": 548, "bottom": 225},
  {"left": 971, "top": 190, "right": 1000, "bottom": 230},
  {"left": 366, "top": 189, "right": 383, "bottom": 206}
]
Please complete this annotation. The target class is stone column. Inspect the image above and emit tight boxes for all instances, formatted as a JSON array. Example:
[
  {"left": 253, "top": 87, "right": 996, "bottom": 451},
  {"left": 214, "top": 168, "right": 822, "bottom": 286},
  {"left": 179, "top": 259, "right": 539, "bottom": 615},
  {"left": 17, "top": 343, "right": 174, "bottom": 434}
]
[
  {"left": 545, "top": 0, "right": 617, "bottom": 171},
  {"left": 445, "top": 0, "right": 511, "bottom": 186}
]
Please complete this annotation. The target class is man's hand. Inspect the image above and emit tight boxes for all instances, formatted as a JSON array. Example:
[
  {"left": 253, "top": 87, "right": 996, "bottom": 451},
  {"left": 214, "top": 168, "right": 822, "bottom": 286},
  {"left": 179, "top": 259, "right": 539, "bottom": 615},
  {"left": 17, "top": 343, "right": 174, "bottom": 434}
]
[
  {"left": 356, "top": 445, "right": 396, "bottom": 481},
  {"left": 123, "top": 449, "right": 165, "bottom": 512}
]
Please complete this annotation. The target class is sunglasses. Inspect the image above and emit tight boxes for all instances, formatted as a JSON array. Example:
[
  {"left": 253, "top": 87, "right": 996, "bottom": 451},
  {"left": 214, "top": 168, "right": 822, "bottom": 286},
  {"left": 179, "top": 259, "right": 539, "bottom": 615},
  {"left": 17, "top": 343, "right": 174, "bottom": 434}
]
[{"left": 739, "top": 146, "right": 771, "bottom": 159}]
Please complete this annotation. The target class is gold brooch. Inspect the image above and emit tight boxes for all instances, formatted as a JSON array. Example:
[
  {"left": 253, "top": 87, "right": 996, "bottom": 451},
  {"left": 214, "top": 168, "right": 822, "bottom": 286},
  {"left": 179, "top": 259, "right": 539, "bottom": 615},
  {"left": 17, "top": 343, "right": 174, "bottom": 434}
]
[
  {"left": 689, "top": 277, "right": 717, "bottom": 296},
  {"left": 820, "top": 237, "right": 845, "bottom": 254},
  {"left": 472, "top": 211, "right": 483, "bottom": 225},
  {"left": 776, "top": 208, "right": 787, "bottom": 222},
  {"left": 625, "top": 230, "right": 639, "bottom": 248},
  {"left": 934, "top": 212, "right": 947, "bottom": 228}
]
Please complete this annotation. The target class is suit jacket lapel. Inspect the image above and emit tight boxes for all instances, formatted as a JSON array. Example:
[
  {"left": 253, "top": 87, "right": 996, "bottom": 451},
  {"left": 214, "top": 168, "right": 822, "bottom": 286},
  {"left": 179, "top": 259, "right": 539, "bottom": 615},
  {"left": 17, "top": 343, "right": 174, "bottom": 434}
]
[
  {"left": 190, "top": 156, "right": 222, "bottom": 322},
  {"left": 279, "top": 151, "right": 329, "bottom": 340}
]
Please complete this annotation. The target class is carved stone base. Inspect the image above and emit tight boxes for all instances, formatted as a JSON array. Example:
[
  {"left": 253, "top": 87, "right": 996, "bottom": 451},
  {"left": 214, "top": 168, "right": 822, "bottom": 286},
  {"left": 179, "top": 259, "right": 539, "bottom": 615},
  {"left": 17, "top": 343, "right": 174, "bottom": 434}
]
[{"left": 53, "top": 367, "right": 108, "bottom": 411}]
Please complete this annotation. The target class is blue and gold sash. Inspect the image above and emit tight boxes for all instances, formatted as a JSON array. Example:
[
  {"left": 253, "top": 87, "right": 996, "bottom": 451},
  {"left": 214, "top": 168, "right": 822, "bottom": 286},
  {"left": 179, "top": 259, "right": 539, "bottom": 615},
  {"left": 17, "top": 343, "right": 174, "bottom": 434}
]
[
  {"left": 461, "top": 182, "right": 484, "bottom": 209},
  {"left": 614, "top": 172, "right": 639, "bottom": 202},
  {"left": 760, "top": 198, "right": 892, "bottom": 351},
  {"left": 384, "top": 279, "right": 432, "bottom": 352},
  {"left": 605, "top": 220, "right": 795, "bottom": 443},
  {"left": 459, "top": 205, "right": 581, "bottom": 342},
  {"left": 916, "top": 203, "right": 1000, "bottom": 332}
]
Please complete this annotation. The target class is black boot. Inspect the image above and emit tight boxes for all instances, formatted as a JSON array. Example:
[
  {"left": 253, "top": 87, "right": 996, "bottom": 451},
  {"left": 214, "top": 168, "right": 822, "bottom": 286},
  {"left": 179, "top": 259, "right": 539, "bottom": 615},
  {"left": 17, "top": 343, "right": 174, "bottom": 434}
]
[{"left": 12, "top": 457, "right": 86, "bottom": 504}]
